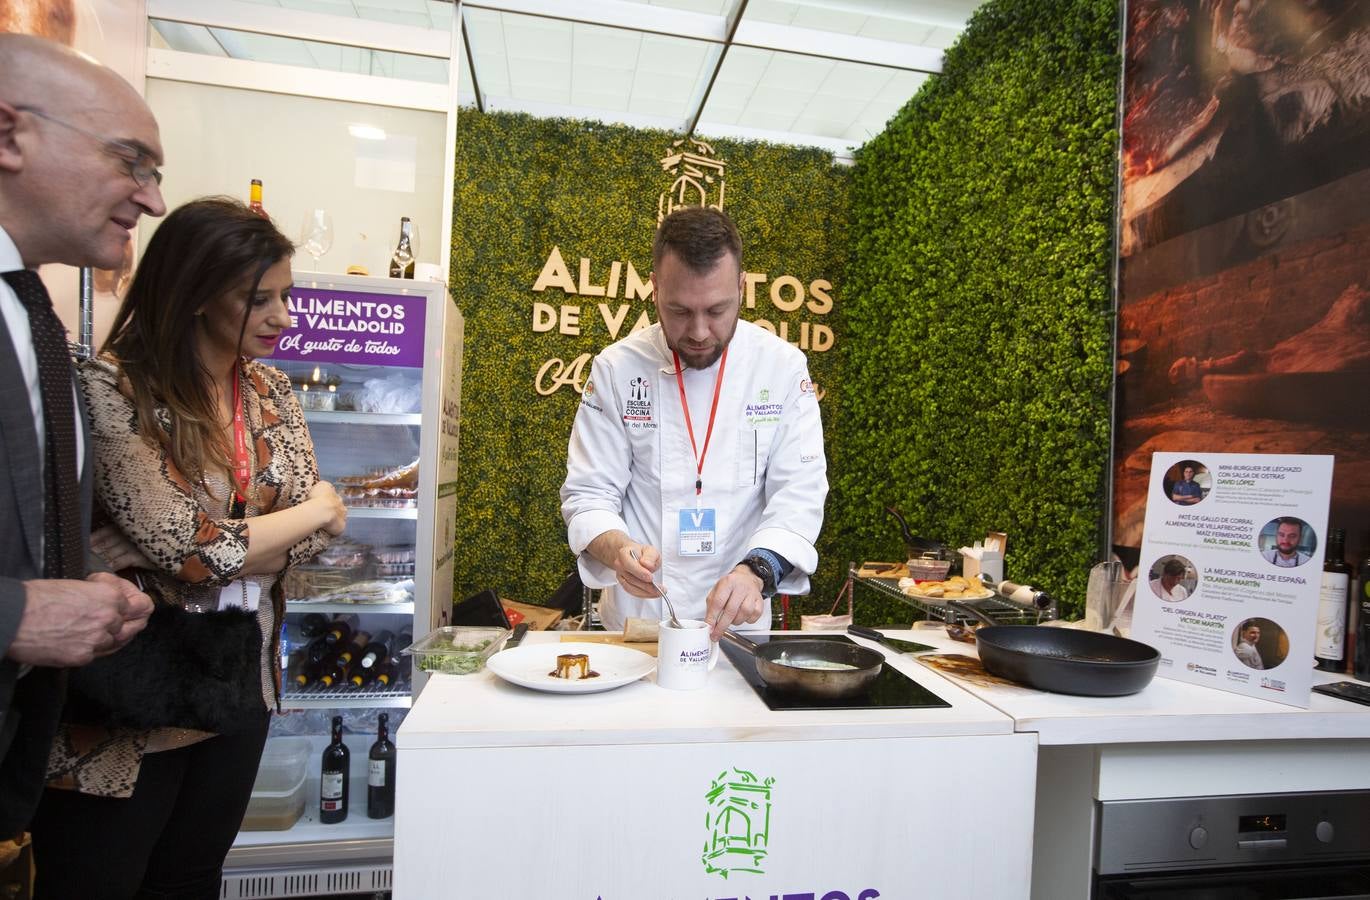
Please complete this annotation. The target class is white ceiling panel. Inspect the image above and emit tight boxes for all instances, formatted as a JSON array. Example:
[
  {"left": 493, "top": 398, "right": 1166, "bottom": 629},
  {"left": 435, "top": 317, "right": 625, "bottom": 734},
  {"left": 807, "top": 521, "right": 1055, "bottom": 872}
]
[
  {"left": 636, "top": 35, "right": 711, "bottom": 77},
  {"left": 614, "top": 0, "right": 734, "bottom": 13},
  {"left": 760, "top": 53, "right": 834, "bottom": 93},
  {"left": 508, "top": 56, "right": 570, "bottom": 90},
  {"left": 572, "top": 87, "right": 633, "bottom": 109},
  {"left": 819, "top": 59, "right": 895, "bottom": 98},
  {"left": 503, "top": 18, "right": 572, "bottom": 63},
  {"left": 573, "top": 25, "right": 642, "bottom": 70},
  {"left": 156, "top": 0, "right": 989, "bottom": 158},
  {"left": 631, "top": 69, "right": 697, "bottom": 106}
]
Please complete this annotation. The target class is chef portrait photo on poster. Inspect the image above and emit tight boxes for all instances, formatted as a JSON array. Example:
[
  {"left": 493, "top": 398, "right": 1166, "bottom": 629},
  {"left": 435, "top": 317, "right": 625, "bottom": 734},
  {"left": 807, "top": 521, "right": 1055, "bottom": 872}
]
[
  {"left": 1148, "top": 554, "right": 1197, "bottom": 602},
  {"left": 1257, "top": 516, "right": 1317, "bottom": 568},
  {"left": 1232, "top": 617, "right": 1289, "bottom": 671},
  {"left": 1163, "top": 459, "right": 1209, "bottom": 506}
]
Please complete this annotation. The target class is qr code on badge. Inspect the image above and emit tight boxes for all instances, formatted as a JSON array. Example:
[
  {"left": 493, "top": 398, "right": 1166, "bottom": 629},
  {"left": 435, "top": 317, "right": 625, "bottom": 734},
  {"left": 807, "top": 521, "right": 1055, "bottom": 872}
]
[{"left": 699, "top": 541, "right": 713, "bottom": 553}]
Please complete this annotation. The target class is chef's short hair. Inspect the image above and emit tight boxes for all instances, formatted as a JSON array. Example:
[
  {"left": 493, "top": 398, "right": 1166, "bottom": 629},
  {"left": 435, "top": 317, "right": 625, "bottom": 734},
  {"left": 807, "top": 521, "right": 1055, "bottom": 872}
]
[
  {"left": 1275, "top": 517, "right": 1303, "bottom": 533},
  {"left": 1241, "top": 619, "right": 1260, "bottom": 632},
  {"left": 653, "top": 207, "right": 742, "bottom": 273},
  {"left": 1162, "top": 559, "right": 1185, "bottom": 577}
]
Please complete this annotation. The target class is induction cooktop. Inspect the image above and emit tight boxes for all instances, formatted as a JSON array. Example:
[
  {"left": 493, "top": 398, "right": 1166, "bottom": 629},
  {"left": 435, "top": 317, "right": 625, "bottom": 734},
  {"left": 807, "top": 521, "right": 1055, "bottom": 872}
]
[{"left": 721, "top": 634, "right": 951, "bottom": 711}]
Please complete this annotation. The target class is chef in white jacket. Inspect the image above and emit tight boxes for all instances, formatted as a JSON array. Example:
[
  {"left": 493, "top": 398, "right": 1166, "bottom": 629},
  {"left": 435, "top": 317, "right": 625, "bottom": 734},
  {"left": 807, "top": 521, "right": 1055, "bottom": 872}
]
[{"left": 561, "top": 207, "right": 828, "bottom": 639}]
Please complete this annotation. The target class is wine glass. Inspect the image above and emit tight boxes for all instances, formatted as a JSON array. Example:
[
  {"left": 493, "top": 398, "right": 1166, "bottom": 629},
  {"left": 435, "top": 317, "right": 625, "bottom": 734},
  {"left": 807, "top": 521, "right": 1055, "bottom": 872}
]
[
  {"left": 298, "top": 208, "right": 334, "bottom": 271},
  {"left": 391, "top": 219, "right": 420, "bottom": 277}
]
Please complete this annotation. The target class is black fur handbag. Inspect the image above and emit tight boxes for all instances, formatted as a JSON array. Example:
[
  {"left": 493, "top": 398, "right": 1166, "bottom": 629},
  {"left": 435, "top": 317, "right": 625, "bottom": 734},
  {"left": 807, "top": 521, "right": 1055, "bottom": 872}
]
[{"left": 63, "top": 599, "right": 267, "bottom": 735}]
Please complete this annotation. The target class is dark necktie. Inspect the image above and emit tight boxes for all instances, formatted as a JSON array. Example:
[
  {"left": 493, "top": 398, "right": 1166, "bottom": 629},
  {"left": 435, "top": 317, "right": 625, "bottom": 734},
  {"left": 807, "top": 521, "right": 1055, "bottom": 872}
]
[{"left": 3, "top": 269, "right": 83, "bottom": 578}]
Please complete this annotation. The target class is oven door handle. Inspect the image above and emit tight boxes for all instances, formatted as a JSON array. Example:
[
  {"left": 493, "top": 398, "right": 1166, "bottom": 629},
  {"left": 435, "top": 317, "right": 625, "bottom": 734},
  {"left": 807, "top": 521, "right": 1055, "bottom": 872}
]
[{"left": 1237, "top": 837, "right": 1289, "bottom": 851}]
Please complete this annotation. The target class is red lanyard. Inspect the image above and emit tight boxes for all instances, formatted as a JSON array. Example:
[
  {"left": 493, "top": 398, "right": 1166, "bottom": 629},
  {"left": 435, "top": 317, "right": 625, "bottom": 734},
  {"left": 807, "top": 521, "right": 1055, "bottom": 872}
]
[
  {"left": 230, "top": 360, "right": 252, "bottom": 509},
  {"left": 672, "top": 347, "right": 728, "bottom": 498}
]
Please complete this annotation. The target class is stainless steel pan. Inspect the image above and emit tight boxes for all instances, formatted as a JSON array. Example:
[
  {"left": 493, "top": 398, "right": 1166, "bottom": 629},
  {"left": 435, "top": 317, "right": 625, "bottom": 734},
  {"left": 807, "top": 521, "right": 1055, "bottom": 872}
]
[{"left": 719, "top": 631, "right": 884, "bottom": 700}]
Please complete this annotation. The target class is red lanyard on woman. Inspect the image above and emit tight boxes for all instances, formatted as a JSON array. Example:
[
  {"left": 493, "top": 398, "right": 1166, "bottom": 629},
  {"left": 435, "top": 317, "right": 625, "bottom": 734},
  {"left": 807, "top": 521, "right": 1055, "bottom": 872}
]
[
  {"left": 672, "top": 347, "right": 728, "bottom": 499},
  {"left": 229, "top": 360, "right": 252, "bottom": 513}
]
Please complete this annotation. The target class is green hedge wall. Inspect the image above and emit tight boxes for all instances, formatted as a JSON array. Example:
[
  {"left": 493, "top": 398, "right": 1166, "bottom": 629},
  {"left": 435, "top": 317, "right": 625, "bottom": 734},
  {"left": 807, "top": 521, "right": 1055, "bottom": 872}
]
[
  {"left": 450, "top": 111, "right": 851, "bottom": 610},
  {"left": 835, "top": 0, "right": 1121, "bottom": 621}
]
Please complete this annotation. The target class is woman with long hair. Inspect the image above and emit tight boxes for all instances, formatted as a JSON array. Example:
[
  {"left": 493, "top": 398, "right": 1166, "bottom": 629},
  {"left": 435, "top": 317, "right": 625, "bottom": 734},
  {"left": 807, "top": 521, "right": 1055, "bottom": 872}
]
[{"left": 30, "top": 197, "right": 346, "bottom": 899}]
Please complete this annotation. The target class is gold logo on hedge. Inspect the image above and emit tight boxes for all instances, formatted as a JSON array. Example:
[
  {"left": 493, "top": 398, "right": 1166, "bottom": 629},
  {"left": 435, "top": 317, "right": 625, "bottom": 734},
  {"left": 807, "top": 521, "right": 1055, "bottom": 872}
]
[{"left": 659, "top": 138, "right": 726, "bottom": 223}]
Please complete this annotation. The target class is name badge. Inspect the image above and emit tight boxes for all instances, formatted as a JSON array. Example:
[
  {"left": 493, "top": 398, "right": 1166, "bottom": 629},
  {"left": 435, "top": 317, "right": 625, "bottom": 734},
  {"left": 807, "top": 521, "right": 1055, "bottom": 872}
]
[
  {"left": 678, "top": 507, "right": 717, "bottom": 556},
  {"left": 219, "top": 580, "right": 261, "bottom": 612}
]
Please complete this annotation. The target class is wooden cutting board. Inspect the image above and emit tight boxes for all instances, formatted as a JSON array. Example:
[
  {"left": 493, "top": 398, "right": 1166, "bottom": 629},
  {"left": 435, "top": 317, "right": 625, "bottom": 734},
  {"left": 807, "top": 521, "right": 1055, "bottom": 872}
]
[
  {"left": 561, "top": 633, "right": 658, "bottom": 658},
  {"left": 915, "top": 653, "right": 1037, "bottom": 691}
]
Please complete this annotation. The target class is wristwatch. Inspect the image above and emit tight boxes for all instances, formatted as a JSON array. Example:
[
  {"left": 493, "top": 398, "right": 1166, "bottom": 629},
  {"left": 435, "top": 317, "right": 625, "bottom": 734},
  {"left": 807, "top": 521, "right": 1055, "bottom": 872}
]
[{"left": 739, "top": 554, "right": 777, "bottom": 598}]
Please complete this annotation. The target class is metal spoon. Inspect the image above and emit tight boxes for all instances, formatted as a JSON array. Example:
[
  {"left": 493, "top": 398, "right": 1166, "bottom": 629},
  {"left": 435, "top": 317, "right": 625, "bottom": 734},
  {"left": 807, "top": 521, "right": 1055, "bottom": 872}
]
[{"left": 628, "top": 549, "right": 683, "bottom": 629}]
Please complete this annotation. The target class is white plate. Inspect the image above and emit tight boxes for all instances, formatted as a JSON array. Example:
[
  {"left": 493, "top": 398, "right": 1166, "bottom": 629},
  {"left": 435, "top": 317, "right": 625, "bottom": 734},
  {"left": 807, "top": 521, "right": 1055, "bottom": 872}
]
[{"left": 485, "top": 642, "right": 656, "bottom": 694}]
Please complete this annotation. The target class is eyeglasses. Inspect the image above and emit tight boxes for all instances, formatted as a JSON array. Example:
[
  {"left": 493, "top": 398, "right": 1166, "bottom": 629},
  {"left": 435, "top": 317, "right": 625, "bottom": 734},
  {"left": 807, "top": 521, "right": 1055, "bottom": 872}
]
[{"left": 14, "top": 105, "right": 163, "bottom": 188}]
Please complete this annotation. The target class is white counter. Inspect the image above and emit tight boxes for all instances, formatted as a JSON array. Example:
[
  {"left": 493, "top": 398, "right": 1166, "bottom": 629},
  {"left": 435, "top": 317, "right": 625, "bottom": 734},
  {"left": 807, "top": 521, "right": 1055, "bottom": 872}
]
[
  {"left": 852, "top": 625, "right": 1370, "bottom": 899},
  {"left": 400, "top": 631, "right": 1016, "bottom": 748},
  {"left": 858, "top": 626, "right": 1370, "bottom": 745},
  {"left": 396, "top": 632, "right": 1036, "bottom": 900}
]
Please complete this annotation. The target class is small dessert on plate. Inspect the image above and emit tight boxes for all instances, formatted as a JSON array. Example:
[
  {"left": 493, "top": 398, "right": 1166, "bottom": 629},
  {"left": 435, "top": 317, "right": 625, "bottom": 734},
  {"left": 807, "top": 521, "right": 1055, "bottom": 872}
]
[{"left": 550, "top": 653, "right": 599, "bottom": 680}]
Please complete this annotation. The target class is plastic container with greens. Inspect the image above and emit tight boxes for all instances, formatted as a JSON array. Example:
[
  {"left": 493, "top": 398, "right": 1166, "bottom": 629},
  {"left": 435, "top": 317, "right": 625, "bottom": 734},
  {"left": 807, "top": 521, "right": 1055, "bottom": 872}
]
[{"left": 403, "top": 626, "right": 511, "bottom": 675}]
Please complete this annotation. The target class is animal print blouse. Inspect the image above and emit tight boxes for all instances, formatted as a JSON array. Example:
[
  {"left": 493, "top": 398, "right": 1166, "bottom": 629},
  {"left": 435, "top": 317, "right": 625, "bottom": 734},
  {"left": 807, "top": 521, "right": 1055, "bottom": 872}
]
[{"left": 45, "top": 355, "right": 331, "bottom": 798}]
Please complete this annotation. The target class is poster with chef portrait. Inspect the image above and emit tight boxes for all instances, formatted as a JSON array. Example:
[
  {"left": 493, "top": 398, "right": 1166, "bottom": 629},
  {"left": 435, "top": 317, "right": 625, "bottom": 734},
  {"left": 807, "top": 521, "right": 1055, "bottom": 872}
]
[
  {"left": 1134, "top": 451, "right": 1333, "bottom": 706},
  {"left": 1111, "top": 1, "right": 1370, "bottom": 582}
]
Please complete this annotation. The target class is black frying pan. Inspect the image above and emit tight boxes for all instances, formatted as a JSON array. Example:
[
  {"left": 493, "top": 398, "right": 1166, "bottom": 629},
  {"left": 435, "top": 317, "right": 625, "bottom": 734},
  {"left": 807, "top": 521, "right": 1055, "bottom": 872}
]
[
  {"left": 719, "top": 631, "right": 884, "bottom": 700},
  {"left": 945, "top": 602, "right": 1160, "bottom": 697}
]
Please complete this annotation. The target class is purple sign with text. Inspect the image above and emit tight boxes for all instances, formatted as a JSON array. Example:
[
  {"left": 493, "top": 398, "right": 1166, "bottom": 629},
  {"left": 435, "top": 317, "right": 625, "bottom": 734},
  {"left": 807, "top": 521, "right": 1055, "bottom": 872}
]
[{"left": 270, "top": 286, "right": 426, "bottom": 368}]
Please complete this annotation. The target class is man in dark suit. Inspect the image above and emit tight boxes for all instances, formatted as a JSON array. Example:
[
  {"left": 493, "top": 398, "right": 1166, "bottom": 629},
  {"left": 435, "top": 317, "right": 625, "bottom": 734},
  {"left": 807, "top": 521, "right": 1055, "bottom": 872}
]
[{"left": 0, "top": 33, "right": 161, "bottom": 836}]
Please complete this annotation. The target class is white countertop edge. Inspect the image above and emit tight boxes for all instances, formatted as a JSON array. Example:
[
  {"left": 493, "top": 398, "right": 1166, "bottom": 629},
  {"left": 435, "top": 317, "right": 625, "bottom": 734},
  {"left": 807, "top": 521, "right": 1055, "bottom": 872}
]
[
  {"left": 398, "top": 718, "right": 1019, "bottom": 749},
  {"left": 1022, "top": 710, "right": 1370, "bottom": 745}
]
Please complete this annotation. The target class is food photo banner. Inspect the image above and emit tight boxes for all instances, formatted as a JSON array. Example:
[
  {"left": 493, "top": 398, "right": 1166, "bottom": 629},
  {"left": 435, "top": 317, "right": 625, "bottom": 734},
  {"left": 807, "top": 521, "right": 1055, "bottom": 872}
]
[
  {"left": 275, "top": 287, "right": 427, "bottom": 369},
  {"left": 1134, "top": 451, "right": 1334, "bottom": 707},
  {"left": 1112, "top": 1, "right": 1370, "bottom": 570}
]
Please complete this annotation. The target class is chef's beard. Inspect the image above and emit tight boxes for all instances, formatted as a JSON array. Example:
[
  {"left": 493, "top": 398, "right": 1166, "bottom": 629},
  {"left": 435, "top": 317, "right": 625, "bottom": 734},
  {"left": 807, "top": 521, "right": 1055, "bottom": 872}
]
[{"left": 669, "top": 318, "right": 738, "bottom": 371}]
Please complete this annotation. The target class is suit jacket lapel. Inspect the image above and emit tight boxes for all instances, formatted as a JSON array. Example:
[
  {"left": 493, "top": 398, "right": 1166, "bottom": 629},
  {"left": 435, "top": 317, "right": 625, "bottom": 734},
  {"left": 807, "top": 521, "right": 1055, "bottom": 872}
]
[{"left": 0, "top": 314, "right": 44, "bottom": 573}]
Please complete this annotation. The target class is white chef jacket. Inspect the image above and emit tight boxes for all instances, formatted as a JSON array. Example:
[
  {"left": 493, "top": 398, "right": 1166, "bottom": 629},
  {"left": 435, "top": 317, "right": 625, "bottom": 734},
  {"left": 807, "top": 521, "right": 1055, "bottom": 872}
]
[{"left": 561, "top": 319, "right": 828, "bottom": 630}]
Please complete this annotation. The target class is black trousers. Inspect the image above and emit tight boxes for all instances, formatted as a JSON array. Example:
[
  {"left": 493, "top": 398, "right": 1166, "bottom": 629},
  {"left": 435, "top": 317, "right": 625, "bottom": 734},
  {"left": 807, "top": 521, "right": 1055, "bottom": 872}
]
[{"left": 29, "top": 713, "right": 270, "bottom": 900}]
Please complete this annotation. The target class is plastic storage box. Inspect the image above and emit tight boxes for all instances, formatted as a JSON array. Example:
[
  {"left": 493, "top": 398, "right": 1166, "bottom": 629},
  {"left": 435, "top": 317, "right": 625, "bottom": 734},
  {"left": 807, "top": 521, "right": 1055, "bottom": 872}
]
[
  {"left": 403, "top": 626, "right": 511, "bottom": 675},
  {"left": 241, "top": 737, "right": 310, "bottom": 831}
]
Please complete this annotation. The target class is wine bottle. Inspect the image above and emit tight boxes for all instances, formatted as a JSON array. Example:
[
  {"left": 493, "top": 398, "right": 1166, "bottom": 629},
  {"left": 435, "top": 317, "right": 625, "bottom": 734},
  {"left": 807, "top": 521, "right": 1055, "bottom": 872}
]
[
  {"left": 1316, "top": 528, "right": 1351, "bottom": 671},
  {"left": 367, "top": 713, "right": 396, "bottom": 819},
  {"left": 1354, "top": 541, "right": 1370, "bottom": 683},
  {"left": 299, "top": 613, "right": 329, "bottom": 638},
  {"left": 388, "top": 217, "right": 415, "bottom": 279},
  {"left": 248, "top": 179, "right": 267, "bottom": 218},
  {"left": 349, "top": 631, "right": 394, "bottom": 687},
  {"left": 373, "top": 659, "right": 401, "bottom": 688},
  {"left": 323, "top": 614, "right": 360, "bottom": 648},
  {"left": 318, "top": 655, "right": 356, "bottom": 688},
  {"left": 359, "top": 630, "right": 395, "bottom": 670},
  {"left": 336, "top": 631, "right": 372, "bottom": 667},
  {"left": 319, "top": 715, "right": 349, "bottom": 824},
  {"left": 293, "top": 644, "right": 336, "bottom": 687}
]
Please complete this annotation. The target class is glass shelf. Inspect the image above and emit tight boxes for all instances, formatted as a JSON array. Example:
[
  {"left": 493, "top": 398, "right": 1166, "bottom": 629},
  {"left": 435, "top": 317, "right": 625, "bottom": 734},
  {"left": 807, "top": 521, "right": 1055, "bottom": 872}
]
[
  {"left": 303, "top": 410, "right": 421, "bottom": 427},
  {"left": 285, "top": 600, "right": 414, "bottom": 616},
  {"left": 281, "top": 688, "right": 412, "bottom": 711},
  {"left": 343, "top": 506, "right": 417, "bottom": 520}
]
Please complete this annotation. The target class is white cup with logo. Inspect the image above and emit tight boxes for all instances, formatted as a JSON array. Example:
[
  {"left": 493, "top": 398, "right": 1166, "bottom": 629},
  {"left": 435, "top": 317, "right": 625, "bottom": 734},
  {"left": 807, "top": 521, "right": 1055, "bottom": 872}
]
[{"left": 656, "top": 618, "right": 719, "bottom": 690}]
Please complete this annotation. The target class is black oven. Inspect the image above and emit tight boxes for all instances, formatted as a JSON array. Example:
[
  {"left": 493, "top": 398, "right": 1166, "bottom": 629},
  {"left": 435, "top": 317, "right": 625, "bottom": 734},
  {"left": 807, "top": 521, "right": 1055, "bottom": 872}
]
[{"left": 1093, "top": 790, "right": 1370, "bottom": 899}]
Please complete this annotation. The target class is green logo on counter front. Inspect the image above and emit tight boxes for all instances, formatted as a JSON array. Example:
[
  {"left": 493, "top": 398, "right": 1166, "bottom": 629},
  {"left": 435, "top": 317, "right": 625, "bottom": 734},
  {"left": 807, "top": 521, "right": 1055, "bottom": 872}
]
[{"left": 702, "top": 768, "right": 775, "bottom": 878}]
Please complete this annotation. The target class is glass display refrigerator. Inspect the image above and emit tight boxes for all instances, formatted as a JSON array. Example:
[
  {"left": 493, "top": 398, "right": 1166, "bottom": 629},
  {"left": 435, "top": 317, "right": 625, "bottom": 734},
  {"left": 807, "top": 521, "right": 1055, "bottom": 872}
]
[{"left": 221, "top": 273, "right": 462, "bottom": 897}]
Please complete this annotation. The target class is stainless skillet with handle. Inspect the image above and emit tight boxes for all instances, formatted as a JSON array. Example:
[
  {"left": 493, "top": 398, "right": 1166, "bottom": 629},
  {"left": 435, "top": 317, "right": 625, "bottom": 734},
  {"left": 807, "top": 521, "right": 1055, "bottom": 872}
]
[{"left": 718, "top": 631, "right": 884, "bottom": 700}]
